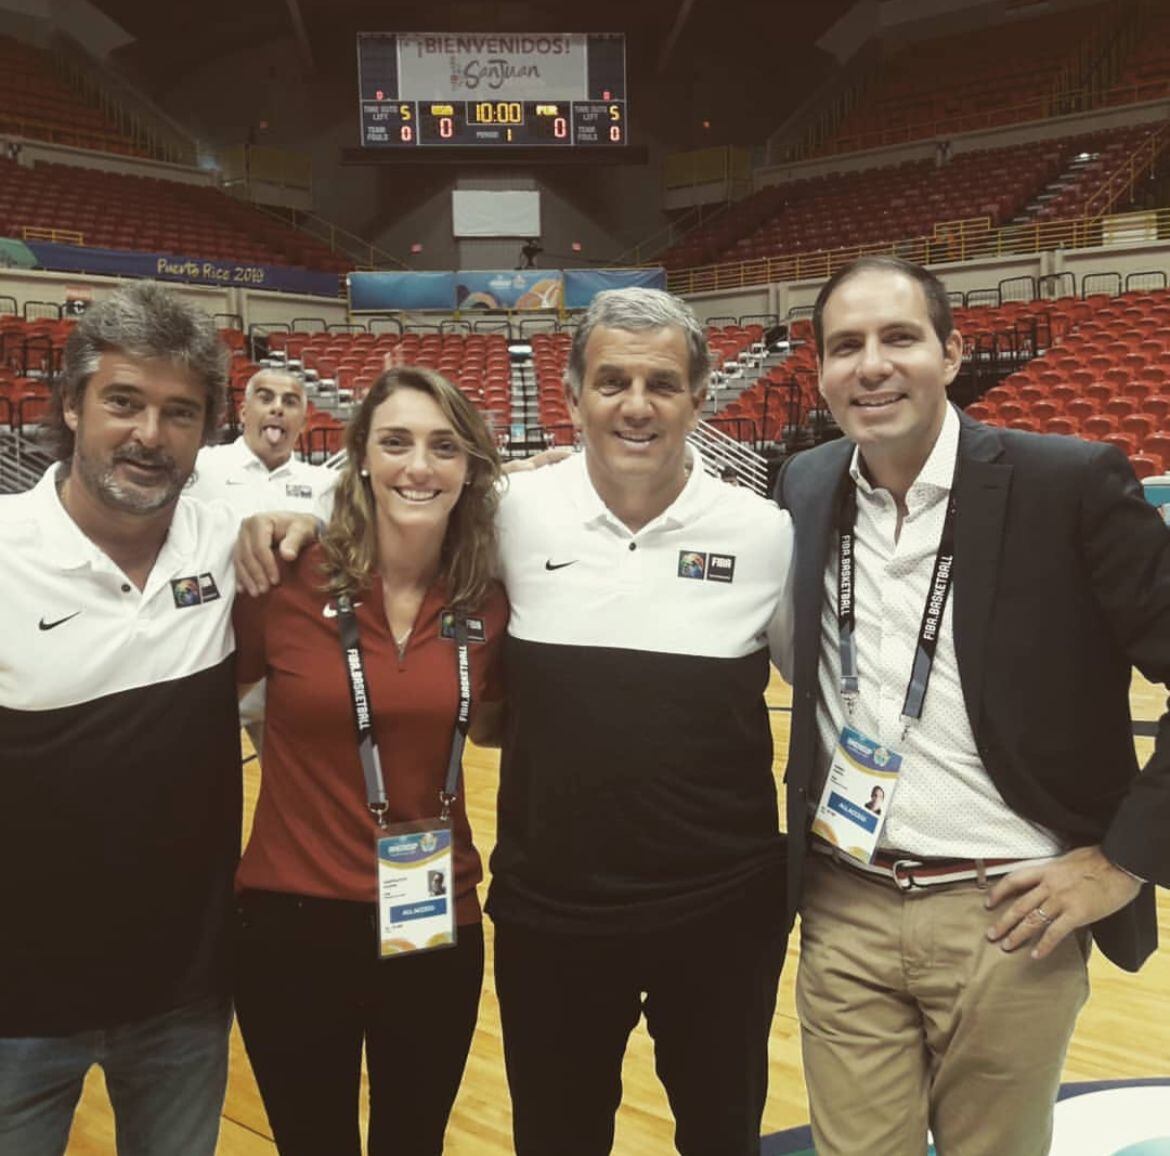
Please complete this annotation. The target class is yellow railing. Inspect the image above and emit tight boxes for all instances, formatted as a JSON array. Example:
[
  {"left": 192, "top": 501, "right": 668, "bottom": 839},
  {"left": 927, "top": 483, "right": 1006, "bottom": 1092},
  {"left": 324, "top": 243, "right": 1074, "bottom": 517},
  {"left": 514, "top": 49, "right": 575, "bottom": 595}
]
[
  {"left": 668, "top": 124, "right": 1170, "bottom": 295},
  {"left": 20, "top": 225, "right": 84, "bottom": 245},
  {"left": 1084, "top": 120, "right": 1170, "bottom": 217},
  {"left": 665, "top": 206, "right": 1170, "bottom": 296}
]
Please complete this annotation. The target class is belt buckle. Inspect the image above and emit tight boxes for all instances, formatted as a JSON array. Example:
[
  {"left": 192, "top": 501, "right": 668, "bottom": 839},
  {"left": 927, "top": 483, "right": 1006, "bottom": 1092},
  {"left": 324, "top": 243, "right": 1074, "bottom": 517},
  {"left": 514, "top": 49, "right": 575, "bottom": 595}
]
[{"left": 891, "top": 858, "right": 924, "bottom": 891}]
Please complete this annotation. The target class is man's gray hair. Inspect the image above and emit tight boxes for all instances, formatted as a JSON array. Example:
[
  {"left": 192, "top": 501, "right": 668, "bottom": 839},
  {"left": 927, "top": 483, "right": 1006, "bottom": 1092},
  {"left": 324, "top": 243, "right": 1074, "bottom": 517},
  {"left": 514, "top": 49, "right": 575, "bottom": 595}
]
[
  {"left": 46, "top": 281, "right": 228, "bottom": 461},
  {"left": 244, "top": 367, "right": 304, "bottom": 400},
  {"left": 564, "top": 287, "right": 711, "bottom": 399}
]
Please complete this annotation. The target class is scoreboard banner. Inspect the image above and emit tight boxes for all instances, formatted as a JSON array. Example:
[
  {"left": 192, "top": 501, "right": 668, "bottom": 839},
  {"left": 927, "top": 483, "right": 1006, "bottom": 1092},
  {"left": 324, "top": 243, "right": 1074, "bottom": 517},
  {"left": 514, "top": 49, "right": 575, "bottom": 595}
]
[
  {"left": 358, "top": 31, "right": 626, "bottom": 149},
  {"left": 562, "top": 267, "right": 667, "bottom": 309},
  {"left": 398, "top": 34, "right": 587, "bottom": 101}
]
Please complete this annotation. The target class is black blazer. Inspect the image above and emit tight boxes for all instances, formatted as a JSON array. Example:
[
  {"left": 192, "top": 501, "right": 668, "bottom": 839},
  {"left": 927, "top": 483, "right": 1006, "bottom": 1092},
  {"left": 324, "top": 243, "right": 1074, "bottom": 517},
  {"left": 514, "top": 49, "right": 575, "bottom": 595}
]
[{"left": 774, "top": 410, "right": 1170, "bottom": 972}]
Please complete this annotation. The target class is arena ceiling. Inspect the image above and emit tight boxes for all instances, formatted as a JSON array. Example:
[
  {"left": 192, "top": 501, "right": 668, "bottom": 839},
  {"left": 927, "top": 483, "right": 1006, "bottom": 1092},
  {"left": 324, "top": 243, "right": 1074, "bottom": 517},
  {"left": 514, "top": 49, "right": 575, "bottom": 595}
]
[{"left": 89, "top": 0, "right": 854, "bottom": 147}]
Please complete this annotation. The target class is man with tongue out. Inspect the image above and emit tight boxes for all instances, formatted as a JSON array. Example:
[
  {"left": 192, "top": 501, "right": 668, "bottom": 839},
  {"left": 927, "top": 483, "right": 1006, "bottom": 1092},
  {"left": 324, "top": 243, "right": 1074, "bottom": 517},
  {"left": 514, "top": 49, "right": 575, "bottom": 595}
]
[{"left": 186, "top": 368, "right": 336, "bottom": 521}]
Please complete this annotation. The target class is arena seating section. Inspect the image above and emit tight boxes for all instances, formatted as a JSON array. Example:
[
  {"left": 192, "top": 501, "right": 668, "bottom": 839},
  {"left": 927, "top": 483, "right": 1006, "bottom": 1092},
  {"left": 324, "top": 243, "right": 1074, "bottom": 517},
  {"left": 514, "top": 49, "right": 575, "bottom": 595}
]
[
  {"left": 0, "top": 35, "right": 145, "bottom": 155},
  {"left": 2, "top": 285, "right": 1168, "bottom": 478},
  {"left": 817, "top": 4, "right": 1107, "bottom": 155},
  {"left": 0, "top": 157, "right": 350, "bottom": 274},
  {"left": 661, "top": 126, "right": 1160, "bottom": 271},
  {"left": 963, "top": 290, "right": 1170, "bottom": 476},
  {"left": 1106, "top": 2, "right": 1170, "bottom": 104},
  {"left": 707, "top": 286, "right": 1170, "bottom": 478}
]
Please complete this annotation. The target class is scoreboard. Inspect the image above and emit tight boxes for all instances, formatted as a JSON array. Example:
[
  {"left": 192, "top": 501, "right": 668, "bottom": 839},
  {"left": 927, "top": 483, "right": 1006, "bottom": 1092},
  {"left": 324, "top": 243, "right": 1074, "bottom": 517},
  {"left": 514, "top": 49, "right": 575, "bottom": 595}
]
[{"left": 358, "top": 32, "right": 627, "bottom": 149}]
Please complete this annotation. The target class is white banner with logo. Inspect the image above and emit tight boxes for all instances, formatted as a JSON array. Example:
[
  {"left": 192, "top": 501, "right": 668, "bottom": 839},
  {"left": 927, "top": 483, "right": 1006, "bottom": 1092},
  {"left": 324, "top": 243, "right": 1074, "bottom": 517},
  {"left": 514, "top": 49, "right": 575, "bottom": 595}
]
[{"left": 397, "top": 33, "right": 588, "bottom": 101}]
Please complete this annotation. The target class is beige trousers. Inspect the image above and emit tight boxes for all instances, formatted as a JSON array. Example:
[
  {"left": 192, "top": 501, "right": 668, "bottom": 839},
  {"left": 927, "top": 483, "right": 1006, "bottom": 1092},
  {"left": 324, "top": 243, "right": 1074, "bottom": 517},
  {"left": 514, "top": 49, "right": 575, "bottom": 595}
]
[{"left": 796, "top": 854, "right": 1090, "bottom": 1156}]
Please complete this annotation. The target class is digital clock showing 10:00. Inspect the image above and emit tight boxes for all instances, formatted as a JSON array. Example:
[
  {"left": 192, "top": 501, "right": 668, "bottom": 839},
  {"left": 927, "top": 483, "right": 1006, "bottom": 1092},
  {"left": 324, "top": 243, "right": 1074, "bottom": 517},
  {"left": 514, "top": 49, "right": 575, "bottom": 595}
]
[{"left": 471, "top": 101, "right": 523, "bottom": 124}]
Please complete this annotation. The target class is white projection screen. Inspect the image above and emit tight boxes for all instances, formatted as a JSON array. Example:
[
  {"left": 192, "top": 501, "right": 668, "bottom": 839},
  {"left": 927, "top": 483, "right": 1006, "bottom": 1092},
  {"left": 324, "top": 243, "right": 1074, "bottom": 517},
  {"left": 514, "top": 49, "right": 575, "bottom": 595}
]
[{"left": 452, "top": 190, "right": 541, "bottom": 237}]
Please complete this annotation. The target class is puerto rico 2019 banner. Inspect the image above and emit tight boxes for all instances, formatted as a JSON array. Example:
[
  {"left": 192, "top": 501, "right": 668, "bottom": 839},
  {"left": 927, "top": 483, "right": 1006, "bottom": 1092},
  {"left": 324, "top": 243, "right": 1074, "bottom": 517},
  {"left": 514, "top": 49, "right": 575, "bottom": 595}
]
[{"left": 14, "top": 239, "right": 343, "bottom": 298}]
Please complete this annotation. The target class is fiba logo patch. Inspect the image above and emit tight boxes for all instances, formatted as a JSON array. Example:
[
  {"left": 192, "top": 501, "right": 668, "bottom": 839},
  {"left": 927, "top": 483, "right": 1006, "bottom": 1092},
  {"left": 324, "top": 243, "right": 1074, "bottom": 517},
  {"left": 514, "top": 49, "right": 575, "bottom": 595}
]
[
  {"left": 678, "top": 551, "right": 736, "bottom": 583},
  {"left": 170, "top": 573, "right": 221, "bottom": 609},
  {"left": 706, "top": 553, "right": 736, "bottom": 583}
]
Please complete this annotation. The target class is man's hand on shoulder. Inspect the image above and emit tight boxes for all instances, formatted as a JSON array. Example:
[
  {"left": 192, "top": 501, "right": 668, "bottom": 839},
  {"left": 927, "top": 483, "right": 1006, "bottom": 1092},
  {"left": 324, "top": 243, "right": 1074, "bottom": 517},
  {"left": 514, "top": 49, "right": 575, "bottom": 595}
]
[
  {"left": 235, "top": 511, "right": 321, "bottom": 596},
  {"left": 502, "top": 447, "right": 573, "bottom": 474},
  {"left": 985, "top": 844, "right": 1142, "bottom": 960}
]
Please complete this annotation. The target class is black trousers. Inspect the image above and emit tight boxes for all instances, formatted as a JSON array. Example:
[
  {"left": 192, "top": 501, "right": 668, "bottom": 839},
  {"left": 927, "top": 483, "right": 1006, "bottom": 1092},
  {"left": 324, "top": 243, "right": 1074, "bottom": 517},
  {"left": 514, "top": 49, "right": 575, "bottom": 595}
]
[
  {"left": 234, "top": 890, "right": 483, "bottom": 1156},
  {"left": 493, "top": 910, "right": 788, "bottom": 1156}
]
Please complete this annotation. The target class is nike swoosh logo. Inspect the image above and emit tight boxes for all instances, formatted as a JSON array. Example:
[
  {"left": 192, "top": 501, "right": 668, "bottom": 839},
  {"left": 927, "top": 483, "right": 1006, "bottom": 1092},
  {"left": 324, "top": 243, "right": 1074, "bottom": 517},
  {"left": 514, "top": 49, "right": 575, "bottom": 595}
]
[
  {"left": 39, "top": 611, "right": 81, "bottom": 631},
  {"left": 544, "top": 560, "right": 578, "bottom": 571}
]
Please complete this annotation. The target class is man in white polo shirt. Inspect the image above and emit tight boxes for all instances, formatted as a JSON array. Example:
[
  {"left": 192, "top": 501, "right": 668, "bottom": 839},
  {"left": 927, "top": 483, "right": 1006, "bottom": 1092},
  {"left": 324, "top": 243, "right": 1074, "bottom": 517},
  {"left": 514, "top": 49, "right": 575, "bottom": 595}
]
[
  {"left": 187, "top": 367, "right": 335, "bottom": 520},
  {"left": 187, "top": 368, "right": 337, "bottom": 753},
  {"left": 488, "top": 288, "right": 794, "bottom": 1156},
  {"left": 0, "top": 282, "right": 240, "bottom": 1156}
]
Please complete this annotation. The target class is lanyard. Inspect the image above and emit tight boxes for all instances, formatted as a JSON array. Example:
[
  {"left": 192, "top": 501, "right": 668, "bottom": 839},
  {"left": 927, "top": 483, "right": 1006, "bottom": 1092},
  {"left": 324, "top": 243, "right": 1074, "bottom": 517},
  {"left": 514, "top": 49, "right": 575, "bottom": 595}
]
[
  {"left": 836, "top": 476, "right": 958, "bottom": 731},
  {"left": 336, "top": 592, "right": 472, "bottom": 828}
]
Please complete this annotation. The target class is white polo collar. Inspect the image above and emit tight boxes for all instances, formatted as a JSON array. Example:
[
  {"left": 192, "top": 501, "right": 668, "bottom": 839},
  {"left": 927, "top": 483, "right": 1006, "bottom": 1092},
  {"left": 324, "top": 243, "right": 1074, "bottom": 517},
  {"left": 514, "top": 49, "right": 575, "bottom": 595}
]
[
  {"left": 224, "top": 434, "right": 295, "bottom": 478},
  {"left": 569, "top": 445, "right": 710, "bottom": 534},
  {"left": 34, "top": 462, "right": 199, "bottom": 575}
]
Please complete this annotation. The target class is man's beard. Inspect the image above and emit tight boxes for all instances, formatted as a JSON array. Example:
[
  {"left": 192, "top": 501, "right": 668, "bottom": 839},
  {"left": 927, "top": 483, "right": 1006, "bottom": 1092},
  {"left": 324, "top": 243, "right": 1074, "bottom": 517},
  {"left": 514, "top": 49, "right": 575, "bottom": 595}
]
[{"left": 74, "top": 441, "right": 188, "bottom": 514}]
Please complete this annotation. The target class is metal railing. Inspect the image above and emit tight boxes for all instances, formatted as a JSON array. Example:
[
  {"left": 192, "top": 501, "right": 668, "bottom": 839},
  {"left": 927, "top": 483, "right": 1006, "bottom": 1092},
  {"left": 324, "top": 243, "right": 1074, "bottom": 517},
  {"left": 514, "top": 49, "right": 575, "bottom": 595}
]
[
  {"left": 686, "top": 420, "right": 768, "bottom": 495},
  {"left": 0, "top": 427, "right": 53, "bottom": 495},
  {"left": 19, "top": 226, "right": 84, "bottom": 246},
  {"left": 251, "top": 204, "right": 409, "bottom": 271},
  {"left": 614, "top": 201, "right": 733, "bottom": 268},
  {"left": 665, "top": 211, "right": 1150, "bottom": 296}
]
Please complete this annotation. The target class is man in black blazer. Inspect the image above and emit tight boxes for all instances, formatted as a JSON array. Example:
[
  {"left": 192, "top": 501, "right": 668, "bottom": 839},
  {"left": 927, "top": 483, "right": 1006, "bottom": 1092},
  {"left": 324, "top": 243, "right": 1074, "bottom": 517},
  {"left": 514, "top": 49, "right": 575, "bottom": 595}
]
[{"left": 774, "top": 256, "right": 1170, "bottom": 1156}]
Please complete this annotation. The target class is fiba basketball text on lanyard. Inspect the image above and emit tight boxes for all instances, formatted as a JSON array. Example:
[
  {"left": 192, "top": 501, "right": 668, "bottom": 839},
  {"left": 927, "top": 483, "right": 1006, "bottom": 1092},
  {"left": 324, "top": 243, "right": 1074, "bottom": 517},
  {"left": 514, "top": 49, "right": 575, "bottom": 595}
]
[
  {"left": 810, "top": 469, "right": 957, "bottom": 864},
  {"left": 336, "top": 592, "right": 471, "bottom": 957}
]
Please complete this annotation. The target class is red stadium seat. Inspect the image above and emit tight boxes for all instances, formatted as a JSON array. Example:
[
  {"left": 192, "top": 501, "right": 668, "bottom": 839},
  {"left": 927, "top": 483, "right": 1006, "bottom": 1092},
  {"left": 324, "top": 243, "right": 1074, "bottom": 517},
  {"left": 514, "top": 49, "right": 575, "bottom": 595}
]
[
  {"left": 1102, "top": 432, "right": 1137, "bottom": 458},
  {"left": 1129, "top": 454, "right": 1163, "bottom": 479}
]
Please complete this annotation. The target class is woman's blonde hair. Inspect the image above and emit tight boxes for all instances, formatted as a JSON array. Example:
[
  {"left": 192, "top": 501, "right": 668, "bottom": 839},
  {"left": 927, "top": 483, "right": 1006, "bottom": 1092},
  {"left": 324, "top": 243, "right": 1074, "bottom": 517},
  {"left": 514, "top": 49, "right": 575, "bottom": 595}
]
[{"left": 320, "top": 365, "right": 502, "bottom": 610}]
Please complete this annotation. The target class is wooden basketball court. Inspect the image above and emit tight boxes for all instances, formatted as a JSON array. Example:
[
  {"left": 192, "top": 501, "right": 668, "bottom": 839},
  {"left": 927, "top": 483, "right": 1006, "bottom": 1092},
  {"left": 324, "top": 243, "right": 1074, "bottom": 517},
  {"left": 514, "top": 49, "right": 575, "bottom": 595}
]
[{"left": 64, "top": 672, "right": 1170, "bottom": 1153}]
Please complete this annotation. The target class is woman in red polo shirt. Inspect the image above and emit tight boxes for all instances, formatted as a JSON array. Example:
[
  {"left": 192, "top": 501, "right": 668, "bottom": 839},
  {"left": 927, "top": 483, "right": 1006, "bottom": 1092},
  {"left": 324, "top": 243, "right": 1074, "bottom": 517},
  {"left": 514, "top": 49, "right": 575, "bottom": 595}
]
[{"left": 232, "top": 365, "right": 507, "bottom": 1156}]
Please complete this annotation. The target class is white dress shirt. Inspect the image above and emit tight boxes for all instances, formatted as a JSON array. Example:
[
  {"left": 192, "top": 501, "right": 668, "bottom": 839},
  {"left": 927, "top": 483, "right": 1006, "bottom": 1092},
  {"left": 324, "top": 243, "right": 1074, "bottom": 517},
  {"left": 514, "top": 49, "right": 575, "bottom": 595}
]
[{"left": 812, "top": 404, "right": 1063, "bottom": 858}]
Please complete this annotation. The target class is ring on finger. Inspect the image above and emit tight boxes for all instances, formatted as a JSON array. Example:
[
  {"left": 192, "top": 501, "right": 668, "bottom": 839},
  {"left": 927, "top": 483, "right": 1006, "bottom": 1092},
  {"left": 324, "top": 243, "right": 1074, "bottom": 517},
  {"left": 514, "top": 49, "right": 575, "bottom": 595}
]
[{"left": 1032, "top": 906, "right": 1054, "bottom": 924}]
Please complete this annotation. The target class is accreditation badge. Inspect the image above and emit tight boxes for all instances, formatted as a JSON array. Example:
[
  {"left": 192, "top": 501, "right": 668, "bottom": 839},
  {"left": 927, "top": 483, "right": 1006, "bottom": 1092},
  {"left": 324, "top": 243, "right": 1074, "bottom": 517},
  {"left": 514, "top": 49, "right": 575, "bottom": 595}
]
[
  {"left": 810, "top": 725, "right": 903, "bottom": 865},
  {"left": 375, "top": 819, "right": 456, "bottom": 958}
]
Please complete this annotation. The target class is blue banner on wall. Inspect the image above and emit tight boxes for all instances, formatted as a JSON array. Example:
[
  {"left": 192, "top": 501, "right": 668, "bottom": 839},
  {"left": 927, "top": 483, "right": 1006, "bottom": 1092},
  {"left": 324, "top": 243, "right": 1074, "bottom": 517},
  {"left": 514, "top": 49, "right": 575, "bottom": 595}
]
[
  {"left": 19, "top": 240, "right": 343, "bottom": 298},
  {"left": 348, "top": 270, "right": 457, "bottom": 311},
  {"left": 346, "top": 267, "right": 665, "bottom": 313},
  {"left": 455, "top": 269, "right": 563, "bottom": 311},
  {"left": 562, "top": 267, "right": 666, "bottom": 308}
]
